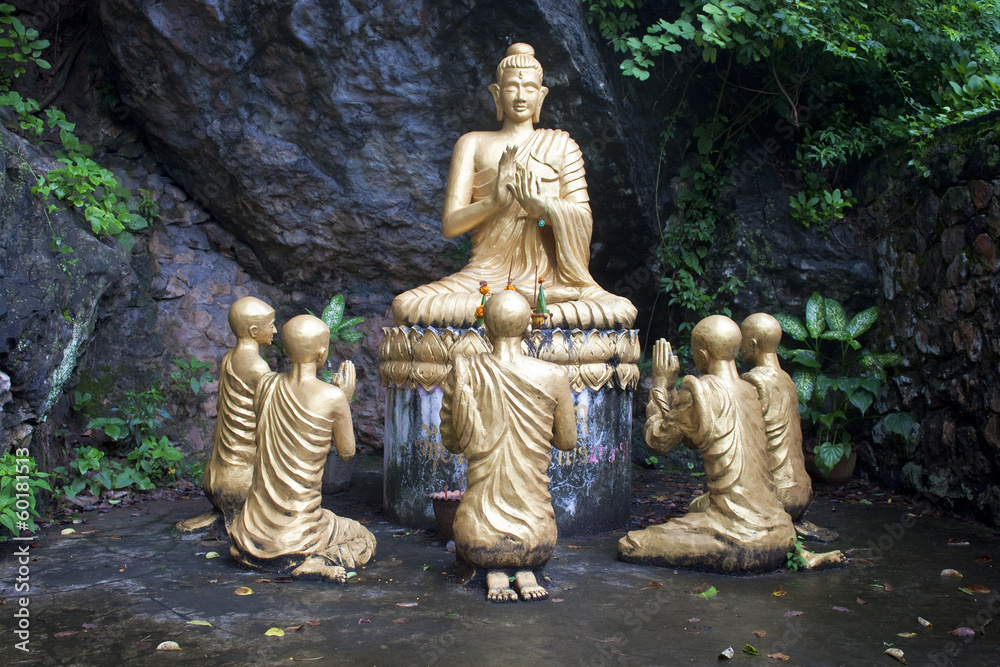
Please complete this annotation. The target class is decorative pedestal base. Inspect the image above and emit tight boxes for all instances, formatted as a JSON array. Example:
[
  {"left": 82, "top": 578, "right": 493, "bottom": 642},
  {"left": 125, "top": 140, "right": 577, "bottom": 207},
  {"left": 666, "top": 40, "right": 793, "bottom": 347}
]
[{"left": 380, "top": 326, "right": 638, "bottom": 536}]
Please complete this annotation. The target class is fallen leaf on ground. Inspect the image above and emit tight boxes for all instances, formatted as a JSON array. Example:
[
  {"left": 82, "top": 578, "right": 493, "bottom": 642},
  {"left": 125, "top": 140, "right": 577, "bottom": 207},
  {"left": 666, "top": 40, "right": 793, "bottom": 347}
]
[
  {"left": 744, "top": 644, "right": 760, "bottom": 655},
  {"left": 975, "top": 554, "right": 993, "bottom": 564},
  {"left": 234, "top": 587, "right": 253, "bottom": 596},
  {"left": 346, "top": 572, "right": 357, "bottom": 579},
  {"left": 156, "top": 641, "right": 181, "bottom": 651},
  {"left": 130, "top": 512, "right": 141, "bottom": 517},
  {"left": 897, "top": 632, "right": 916, "bottom": 638},
  {"left": 396, "top": 602, "right": 418, "bottom": 607},
  {"left": 917, "top": 617, "right": 932, "bottom": 628},
  {"left": 648, "top": 580, "right": 663, "bottom": 587},
  {"left": 884, "top": 647, "right": 906, "bottom": 663},
  {"left": 940, "top": 569, "right": 963, "bottom": 577},
  {"left": 856, "top": 598, "right": 869, "bottom": 605},
  {"left": 358, "top": 618, "right": 371, "bottom": 624},
  {"left": 884, "top": 583, "right": 895, "bottom": 592},
  {"left": 82, "top": 623, "right": 98, "bottom": 630},
  {"left": 207, "top": 579, "right": 218, "bottom": 584},
  {"left": 948, "top": 627, "right": 976, "bottom": 636},
  {"left": 80, "top": 530, "right": 96, "bottom": 535},
  {"left": 752, "top": 630, "right": 766, "bottom": 638},
  {"left": 961, "top": 584, "right": 991, "bottom": 594},
  {"left": 831, "top": 606, "right": 850, "bottom": 612},
  {"left": 718, "top": 646, "right": 734, "bottom": 660},
  {"left": 692, "top": 585, "right": 718, "bottom": 599},
  {"left": 566, "top": 545, "right": 581, "bottom": 549},
  {"left": 109, "top": 536, "right": 122, "bottom": 540},
  {"left": 687, "top": 618, "right": 701, "bottom": 623},
  {"left": 551, "top": 598, "right": 564, "bottom": 603},
  {"left": 284, "top": 626, "right": 303, "bottom": 633},
  {"left": 264, "top": 627, "right": 284, "bottom": 637},
  {"left": 205, "top": 552, "right": 220, "bottom": 560},
  {"left": 54, "top": 631, "right": 78, "bottom": 638},
  {"left": 772, "top": 586, "right": 787, "bottom": 597},
  {"left": 305, "top": 620, "right": 321, "bottom": 627},
  {"left": 186, "top": 620, "right": 211, "bottom": 627},
  {"left": 61, "top": 528, "right": 76, "bottom": 535},
  {"left": 767, "top": 653, "right": 789, "bottom": 660},
  {"left": 255, "top": 578, "right": 271, "bottom": 583},
  {"left": 783, "top": 610, "right": 803, "bottom": 618}
]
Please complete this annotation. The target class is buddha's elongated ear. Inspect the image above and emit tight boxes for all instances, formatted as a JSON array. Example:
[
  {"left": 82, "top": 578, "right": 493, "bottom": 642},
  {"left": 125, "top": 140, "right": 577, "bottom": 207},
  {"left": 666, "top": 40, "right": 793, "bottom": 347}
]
[
  {"left": 489, "top": 82, "right": 503, "bottom": 122},
  {"left": 533, "top": 86, "right": 549, "bottom": 123}
]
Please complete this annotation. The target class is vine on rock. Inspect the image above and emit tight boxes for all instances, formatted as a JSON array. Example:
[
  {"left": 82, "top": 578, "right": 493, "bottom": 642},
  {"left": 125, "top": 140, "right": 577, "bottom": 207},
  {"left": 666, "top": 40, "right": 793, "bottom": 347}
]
[{"left": 589, "top": 0, "right": 1000, "bottom": 326}]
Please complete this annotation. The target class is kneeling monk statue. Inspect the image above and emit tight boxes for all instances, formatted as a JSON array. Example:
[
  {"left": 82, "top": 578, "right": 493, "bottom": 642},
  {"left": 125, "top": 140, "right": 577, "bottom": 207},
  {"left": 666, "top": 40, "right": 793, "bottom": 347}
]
[
  {"left": 391, "top": 42, "right": 636, "bottom": 330},
  {"left": 176, "top": 296, "right": 275, "bottom": 533},
  {"left": 618, "top": 316, "right": 843, "bottom": 572},
  {"left": 440, "top": 291, "right": 577, "bottom": 601},
  {"left": 229, "top": 315, "right": 376, "bottom": 582}
]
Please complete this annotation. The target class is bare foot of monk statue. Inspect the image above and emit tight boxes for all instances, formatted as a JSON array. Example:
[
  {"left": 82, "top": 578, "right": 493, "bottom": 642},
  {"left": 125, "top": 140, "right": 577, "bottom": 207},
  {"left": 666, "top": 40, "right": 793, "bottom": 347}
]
[{"left": 440, "top": 291, "right": 575, "bottom": 601}]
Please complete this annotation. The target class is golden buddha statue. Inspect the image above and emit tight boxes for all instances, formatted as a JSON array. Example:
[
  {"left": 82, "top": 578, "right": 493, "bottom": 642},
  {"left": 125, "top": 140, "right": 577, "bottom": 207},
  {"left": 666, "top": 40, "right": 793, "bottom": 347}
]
[
  {"left": 618, "top": 316, "right": 845, "bottom": 572},
  {"left": 740, "top": 313, "right": 813, "bottom": 521},
  {"left": 440, "top": 291, "right": 576, "bottom": 601},
  {"left": 228, "top": 315, "right": 376, "bottom": 582},
  {"left": 391, "top": 43, "right": 636, "bottom": 330},
  {"left": 176, "top": 296, "right": 275, "bottom": 533}
]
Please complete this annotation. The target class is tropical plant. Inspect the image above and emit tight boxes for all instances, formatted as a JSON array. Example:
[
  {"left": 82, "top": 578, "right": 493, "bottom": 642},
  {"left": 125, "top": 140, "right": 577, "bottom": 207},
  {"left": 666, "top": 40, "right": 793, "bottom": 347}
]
[
  {"left": 171, "top": 356, "right": 213, "bottom": 395},
  {"left": 774, "top": 292, "right": 913, "bottom": 476},
  {"left": 308, "top": 294, "right": 365, "bottom": 383},
  {"left": 0, "top": 452, "right": 50, "bottom": 539}
]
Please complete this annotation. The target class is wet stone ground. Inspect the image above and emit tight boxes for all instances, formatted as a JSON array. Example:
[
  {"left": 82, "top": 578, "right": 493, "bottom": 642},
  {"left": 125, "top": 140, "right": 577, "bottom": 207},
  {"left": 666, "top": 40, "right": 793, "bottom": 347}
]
[{"left": 2, "top": 458, "right": 999, "bottom": 666}]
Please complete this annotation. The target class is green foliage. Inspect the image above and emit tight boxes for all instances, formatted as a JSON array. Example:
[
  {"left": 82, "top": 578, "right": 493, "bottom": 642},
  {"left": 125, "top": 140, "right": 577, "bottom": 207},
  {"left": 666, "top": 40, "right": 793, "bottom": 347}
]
[
  {"left": 0, "top": 452, "right": 51, "bottom": 539},
  {"left": 0, "top": 9, "right": 148, "bottom": 251},
  {"left": 52, "top": 446, "right": 155, "bottom": 499},
  {"left": 72, "top": 390, "right": 95, "bottom": 417},
  {"left": 31, "top": 155, "right": 149, "bottom": 249},
  {"left": 87, "top": 386, "right": 171, "bottom": 451},
  {"left": 775, "top": 292, "right": 912, "bottom": 476},
  {"left": 786, "top": 536, "right": 807, "bottom": 572},
  {"left": 137, "top": 188, "right": 161, "bottom": 222},
  {"left": 0, "top": 3, "right": 49, "bottom": 88},
  {"left": 314, "top": 294, "right": 365, "bottom": 345},
  {"left": 126, "top": 436, "right": 185, "bottom": 486},
  {"left": 171, "top": 356, "right": 213, "bottom": 395},
  {"left": 55, "top": 386, "right": 192, "bottom": 501},
  {"left": 589, "top": 0, "right": 1000, "bottom": 326},
  {"left": 309, "top": 294, "right": 365, "bottom": 382}
]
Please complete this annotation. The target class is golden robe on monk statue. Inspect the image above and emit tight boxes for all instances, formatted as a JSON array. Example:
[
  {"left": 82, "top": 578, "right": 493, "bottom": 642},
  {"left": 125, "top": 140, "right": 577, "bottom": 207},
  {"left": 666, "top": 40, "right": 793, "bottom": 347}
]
[
  {"left": 229, "top": 315, "right": 376, "bottom": 582},
  {"left": 392, "top": 43, "right": 636, "bottom": 330}
]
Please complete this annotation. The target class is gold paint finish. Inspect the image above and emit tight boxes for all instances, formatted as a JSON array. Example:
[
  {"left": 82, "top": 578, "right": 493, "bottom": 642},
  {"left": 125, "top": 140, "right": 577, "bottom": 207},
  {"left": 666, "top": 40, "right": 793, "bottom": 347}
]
[
  {"left": 740, "top": 313, "right": 812, "bottom": 521},
  {"left": 228, "top": 315, "right": 375, "bottom": 583},
  {"left": 391, "top": 43, "right": 636, "bottom": 330},
  {"left": 379, "top": 326, "right": 640, "bottom": 392},
  {"left": 440, "top": 291, "right": 576, "bottom": 601},
  {"left": 175, "top": 296, "right": 275, "bottom": 533},
  {"left": 618, "top": 316, "right": 798, "bottom": 573}
]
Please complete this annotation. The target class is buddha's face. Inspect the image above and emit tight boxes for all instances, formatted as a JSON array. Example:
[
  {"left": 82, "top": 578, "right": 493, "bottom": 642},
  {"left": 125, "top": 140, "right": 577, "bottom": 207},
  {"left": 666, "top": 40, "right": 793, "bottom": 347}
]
[{"left": 493, "top": 67, "right": 546, "bottom": 122}]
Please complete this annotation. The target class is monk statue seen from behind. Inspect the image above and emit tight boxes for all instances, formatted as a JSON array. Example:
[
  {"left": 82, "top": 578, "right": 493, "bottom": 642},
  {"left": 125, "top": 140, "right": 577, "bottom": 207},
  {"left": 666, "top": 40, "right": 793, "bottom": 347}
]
[
  {"left": 176, "top": 296, "right": 275, "bottom": 533},
  {"left": 440, "top": 291, "right": 576, "bottom": 601},
  {"left": 392, "top": 43, "right": 636, "bottom": 330},
  {"left": 229, "top": 314, "right": 376, "bottom": 582},
  {"left": 740, "top": 313, "right": 812, "bottom": 521}
]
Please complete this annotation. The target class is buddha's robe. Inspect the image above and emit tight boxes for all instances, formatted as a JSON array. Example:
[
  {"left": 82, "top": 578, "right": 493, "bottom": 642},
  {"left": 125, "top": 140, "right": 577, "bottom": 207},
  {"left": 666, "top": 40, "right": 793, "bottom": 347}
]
[
  {"left": 742, "top": 366, "right": 812, "bottom": 521},
  {"left": 201, "top": 350, "right": 257, "bottom": 528},
  {"left": 441, "top": 353, "right": 560, "bottom": 569},
  {"left": 392, "top": 128, "right": 636, "bottom": 329},
  {"left": 618, "top": 374, "right": 795, "bottom": 573},
  {"left": 229, "top": 373, "right": 375, "bottom": 571}
]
